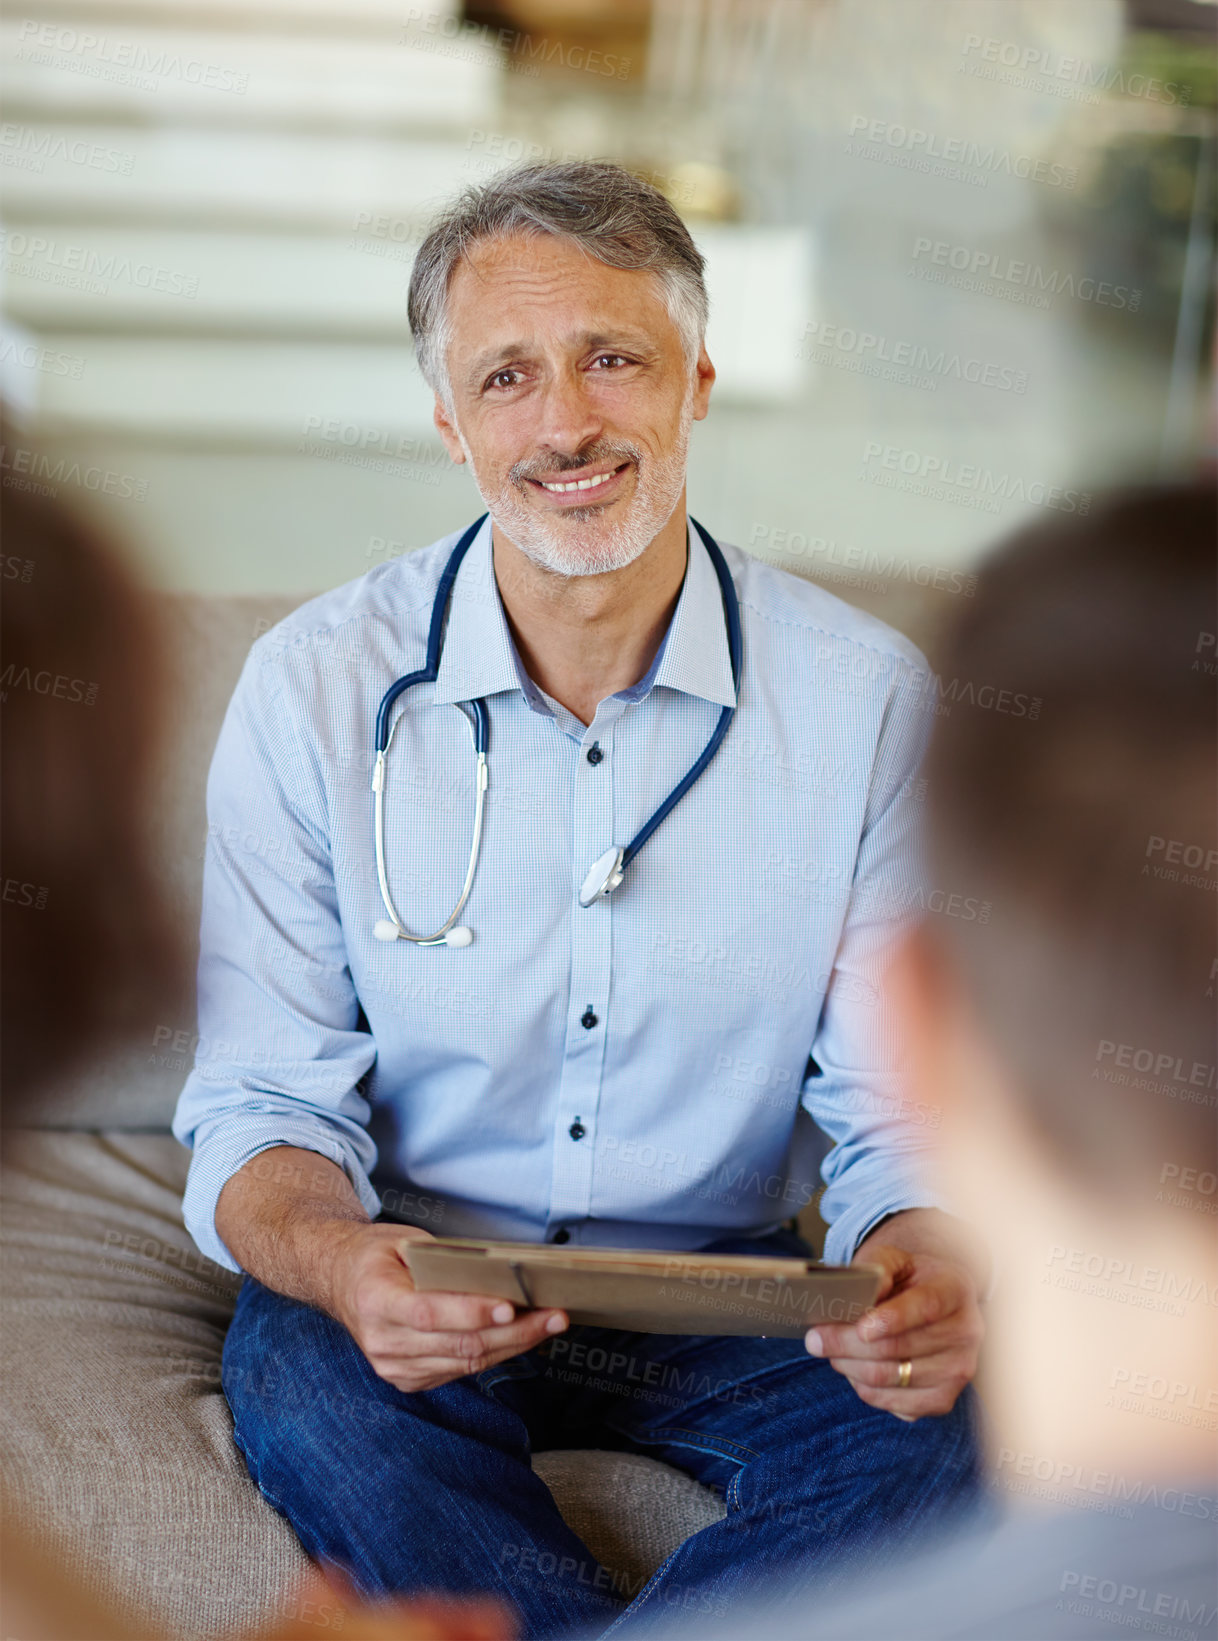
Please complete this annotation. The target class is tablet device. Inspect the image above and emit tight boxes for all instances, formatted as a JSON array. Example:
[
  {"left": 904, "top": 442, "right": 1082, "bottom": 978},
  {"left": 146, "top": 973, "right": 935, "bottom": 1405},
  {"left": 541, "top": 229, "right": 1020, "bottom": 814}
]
[{"left": 403, "top": 1237, "right": 882, "bottom": 1337}]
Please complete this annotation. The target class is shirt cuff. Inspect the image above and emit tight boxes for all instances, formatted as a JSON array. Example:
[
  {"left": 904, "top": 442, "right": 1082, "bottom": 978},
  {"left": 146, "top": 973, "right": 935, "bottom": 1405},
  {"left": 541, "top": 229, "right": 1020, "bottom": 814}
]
[
  {"left": 179, "top": 1120, "right": 382, "bottom": 1274},
  {"left": 826, "top": 1196, "right": 997, "bottom": 1303},
  {"left": 821, "top": 1187, "right": 949, "bottom": 1269}
]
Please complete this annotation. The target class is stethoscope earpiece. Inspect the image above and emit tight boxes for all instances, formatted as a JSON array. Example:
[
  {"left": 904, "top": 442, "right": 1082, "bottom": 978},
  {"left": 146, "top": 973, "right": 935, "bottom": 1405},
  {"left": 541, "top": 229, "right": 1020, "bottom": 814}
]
[{"left": 374, "top": 918, "right": 473, "bottom": 947}]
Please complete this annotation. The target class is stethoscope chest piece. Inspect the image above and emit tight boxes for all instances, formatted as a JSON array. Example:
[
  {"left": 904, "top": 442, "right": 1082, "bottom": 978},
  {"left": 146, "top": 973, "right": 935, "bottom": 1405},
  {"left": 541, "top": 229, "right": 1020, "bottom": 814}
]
[{"left": 578, "top": 845, "right": 626, "bottom": 908}]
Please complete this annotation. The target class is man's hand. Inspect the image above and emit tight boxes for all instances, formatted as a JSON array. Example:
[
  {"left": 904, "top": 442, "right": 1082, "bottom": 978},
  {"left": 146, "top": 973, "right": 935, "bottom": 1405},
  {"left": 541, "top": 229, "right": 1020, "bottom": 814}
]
[
  {"left": 331, "top": 1222, "right": 568, "bottom": 1394},
  {"left": 804, "top": 1208, "right": 985, "bottom": 1420},
  {"left": 215, "top": 1147, "right": 569, "bottom": 1394}
]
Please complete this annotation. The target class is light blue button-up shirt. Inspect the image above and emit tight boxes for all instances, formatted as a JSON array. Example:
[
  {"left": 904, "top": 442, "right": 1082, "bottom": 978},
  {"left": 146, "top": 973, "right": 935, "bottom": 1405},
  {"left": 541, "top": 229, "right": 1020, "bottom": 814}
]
[{"left": 173, "top": 514, "right": 944, "bottom": 1274}]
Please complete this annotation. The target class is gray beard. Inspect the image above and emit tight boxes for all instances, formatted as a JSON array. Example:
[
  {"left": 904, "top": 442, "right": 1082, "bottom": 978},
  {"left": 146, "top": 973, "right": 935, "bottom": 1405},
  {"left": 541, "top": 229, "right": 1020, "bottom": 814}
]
[{"left": 457, "top": 391, "right": 694, "bottom": 578}]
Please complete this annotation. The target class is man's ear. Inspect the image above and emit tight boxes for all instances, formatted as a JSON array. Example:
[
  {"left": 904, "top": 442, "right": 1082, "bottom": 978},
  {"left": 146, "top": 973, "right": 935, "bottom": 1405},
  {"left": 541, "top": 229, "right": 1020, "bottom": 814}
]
[
  {"left": 433, "top": 397, "right": 467, "bottom": 465},
  {"left": 692, "top": 345, "right": 716, "bottom": 421}
]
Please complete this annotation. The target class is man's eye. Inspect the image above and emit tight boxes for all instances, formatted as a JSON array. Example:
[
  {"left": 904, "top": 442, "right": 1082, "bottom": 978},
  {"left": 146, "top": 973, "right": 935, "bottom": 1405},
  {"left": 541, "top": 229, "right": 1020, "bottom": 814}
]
[
  {"left": 486, "top": 370, "right": 520, "bottom": 391},
  {"left": 591, "top": 354, "right": 630, "bottom": 369}
]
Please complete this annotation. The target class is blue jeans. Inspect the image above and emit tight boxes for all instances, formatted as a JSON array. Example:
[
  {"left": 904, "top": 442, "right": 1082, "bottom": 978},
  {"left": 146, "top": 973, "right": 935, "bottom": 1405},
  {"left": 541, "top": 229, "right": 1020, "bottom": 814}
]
[{"left": 221, "top": 1230, "right": 984, "bottom": 1640}]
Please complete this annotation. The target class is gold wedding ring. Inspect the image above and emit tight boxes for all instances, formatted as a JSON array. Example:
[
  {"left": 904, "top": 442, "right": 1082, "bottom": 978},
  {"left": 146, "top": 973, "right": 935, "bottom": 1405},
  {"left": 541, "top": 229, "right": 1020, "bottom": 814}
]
[{"left": 897, "top": 1359, "right": 913, "bottom": 1390}]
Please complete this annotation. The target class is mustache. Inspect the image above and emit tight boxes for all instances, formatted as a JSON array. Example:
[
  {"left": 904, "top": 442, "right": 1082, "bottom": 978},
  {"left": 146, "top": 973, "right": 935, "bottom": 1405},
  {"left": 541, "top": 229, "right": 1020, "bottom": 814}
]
[{"left": 509, "top": 440, "right": 642, "bottom": 487}]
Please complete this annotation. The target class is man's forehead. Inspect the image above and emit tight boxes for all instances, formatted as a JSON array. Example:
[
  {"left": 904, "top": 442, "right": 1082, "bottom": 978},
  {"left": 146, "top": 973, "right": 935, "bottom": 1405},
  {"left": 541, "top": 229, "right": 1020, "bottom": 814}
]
[
  {"left": 446, "top": 239, "right": 673, "bottom": 378},
  {"left": 447, "top": 235, "right": 667, "bottom": 320},
  {"left": 455, "top": 231, "right": 625, "bottom": 280}
]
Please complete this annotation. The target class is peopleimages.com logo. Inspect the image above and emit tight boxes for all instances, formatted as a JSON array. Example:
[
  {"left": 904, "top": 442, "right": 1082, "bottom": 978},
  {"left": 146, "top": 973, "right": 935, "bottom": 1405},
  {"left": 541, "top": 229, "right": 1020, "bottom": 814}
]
[
  {"left": 799, "top": 319, "right": 1028, "bottom": 393},
  {"left": 960, "top": 33, "right": 1190, "bottom": 106},
  {"left": 859, "top": 443, "right": 1091, "bottom": 515},
  {"left": 1, "top": 230, "right": 199, "bottom": 298},
  {"left": 13, "top": 20, "right": 249, "bottom": 93},
  {"left": 909, "top": 238, "right": 1141, "bottom": 313},
  {"left": 845, "top": 115, "right": 1076, "bottom": 189}
]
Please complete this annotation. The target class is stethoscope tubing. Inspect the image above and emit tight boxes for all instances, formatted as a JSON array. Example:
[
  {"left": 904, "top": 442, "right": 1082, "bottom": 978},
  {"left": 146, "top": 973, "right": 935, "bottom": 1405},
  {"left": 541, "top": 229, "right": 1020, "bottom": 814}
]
[
  {"left": 374, "top": 516, "right": 489, "bottom": 755},
  {"left": 619, "top": 517, "right": 741, "bottom": 870},
  {"left": 372, "top": 513, "right": 741, "bottom": 942}
]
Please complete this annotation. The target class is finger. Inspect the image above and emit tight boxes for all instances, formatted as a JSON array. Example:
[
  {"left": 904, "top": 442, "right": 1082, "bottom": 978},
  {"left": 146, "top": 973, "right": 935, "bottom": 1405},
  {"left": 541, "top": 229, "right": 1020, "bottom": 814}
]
[
  {"left": 856, "top": 1244, "right": 913, "bottom": 1305},
  {"left": 857, "top": 1273, "right": 967, "bottom": 1342},
  {"left": 827, "top": 1349, "right": 961, "bottom": 1392},
  {"left": 416, "top": 1312, "right": 567, "bottom": 1363},
  {"left": 416, "top": 1299, "right": 571, "bottom": 1352},
  {"left": 832, "top": 1349, "right": 974, "bottom": 1419},
  {"left": 378, "top": 1286, "right": 543, "bottom": 1334},
  {"left": 807, "top": 1315, "right": 971, "bottom": 1363},
  {"left": 850, "top": 1377, "right": 970, "bottom": 1420},
  {"left": 369, "top": 1349, "right": 533, "bottom": 1392},
  {"left": 808, "top": 1280, "right": 964, "bottom": 1358},
  {"left": 369, "top": 1310, "right": 567, "bottom": 1372},
  {"left": 373, "top": 1355, "right": 505, "bottom": 1391}
]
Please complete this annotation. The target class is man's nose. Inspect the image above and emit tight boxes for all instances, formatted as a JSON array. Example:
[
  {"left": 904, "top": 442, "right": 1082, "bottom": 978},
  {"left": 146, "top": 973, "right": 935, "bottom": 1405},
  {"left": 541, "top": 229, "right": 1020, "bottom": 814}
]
[{"left": 534, "top": 370, "right": 602, "bottom": 455}]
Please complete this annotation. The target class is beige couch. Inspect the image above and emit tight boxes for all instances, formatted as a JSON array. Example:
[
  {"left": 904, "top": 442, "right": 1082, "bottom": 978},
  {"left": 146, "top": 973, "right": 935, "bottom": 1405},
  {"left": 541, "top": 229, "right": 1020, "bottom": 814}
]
[{"left": 2, "top": 591, "right": 833, "bottom": 1639}]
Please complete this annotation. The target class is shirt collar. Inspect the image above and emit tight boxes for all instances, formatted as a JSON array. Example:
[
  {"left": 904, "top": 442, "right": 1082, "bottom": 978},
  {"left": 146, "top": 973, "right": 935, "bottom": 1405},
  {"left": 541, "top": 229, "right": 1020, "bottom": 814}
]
[
  {"left": 432, "top": 514, "right": 736, "bottom": 711},
  {"left": 650, "top": 516, "right": 736, "bottom": 709},
  {"left": 431, "top": 516, "right": 521, "bottom": 707}
]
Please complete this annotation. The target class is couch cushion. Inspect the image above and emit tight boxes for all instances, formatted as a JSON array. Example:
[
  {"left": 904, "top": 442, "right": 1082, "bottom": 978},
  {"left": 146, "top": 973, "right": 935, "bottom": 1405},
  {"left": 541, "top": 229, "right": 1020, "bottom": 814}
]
[
  {"left": 1, "top": 1130, "right": 726, "bottom": 1638},
  {"left": 1, "top": 1129, "right": 305, "bottom": 1638},
  {"left": 532, "top": 1449, "right": 726, "bottom": 1594}
]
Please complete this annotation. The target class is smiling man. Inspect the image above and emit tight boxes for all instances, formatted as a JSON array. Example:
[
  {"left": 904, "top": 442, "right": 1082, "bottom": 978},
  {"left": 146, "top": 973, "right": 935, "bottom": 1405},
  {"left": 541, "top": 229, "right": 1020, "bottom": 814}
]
[{"left": 173, "top": 163, "right": 985, "bottom": 1639}]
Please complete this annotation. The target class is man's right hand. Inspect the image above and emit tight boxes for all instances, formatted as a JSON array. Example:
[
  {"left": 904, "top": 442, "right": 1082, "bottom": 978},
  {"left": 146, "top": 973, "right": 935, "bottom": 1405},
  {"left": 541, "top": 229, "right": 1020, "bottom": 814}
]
[
  {"left": 330, "top": 1222, "right": 568, "bottom": 1393},
  {"left": 214, "top": 1147, "right": 568, "bottom": 1394}
]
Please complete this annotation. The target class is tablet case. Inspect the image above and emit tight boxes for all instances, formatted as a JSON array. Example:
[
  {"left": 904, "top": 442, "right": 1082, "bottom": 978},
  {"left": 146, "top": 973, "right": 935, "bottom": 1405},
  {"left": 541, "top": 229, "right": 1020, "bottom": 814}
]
[{"left": 403, "top": 1237, "right": 882, "bottom": 1337}]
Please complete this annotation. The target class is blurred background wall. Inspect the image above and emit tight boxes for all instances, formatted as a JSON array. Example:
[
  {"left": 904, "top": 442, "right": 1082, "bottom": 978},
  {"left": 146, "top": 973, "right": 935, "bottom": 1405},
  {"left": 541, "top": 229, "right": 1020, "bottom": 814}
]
[{"left": 1, "top": 0, "right": 1214, "bottom": 652}]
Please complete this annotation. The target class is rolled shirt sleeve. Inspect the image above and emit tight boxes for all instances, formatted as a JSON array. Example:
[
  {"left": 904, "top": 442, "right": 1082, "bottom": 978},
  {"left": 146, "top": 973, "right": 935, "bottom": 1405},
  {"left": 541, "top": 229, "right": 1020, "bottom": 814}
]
[
  {"left": 804, "top": 655, "right": 950, "bottom": 1267},
  {"left": 171, "top": 645, "right": 381, "bottom": 1273}
]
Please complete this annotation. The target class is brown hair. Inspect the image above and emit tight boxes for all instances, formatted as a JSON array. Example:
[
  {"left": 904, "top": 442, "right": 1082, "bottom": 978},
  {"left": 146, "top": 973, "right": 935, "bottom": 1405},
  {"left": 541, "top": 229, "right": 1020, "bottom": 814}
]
[
  {"left": 923, "top": 482, "right": 1216, "bottom": 1196},
  {"left": 0, "top": 465, "right": 185, "bottom": 1110}
]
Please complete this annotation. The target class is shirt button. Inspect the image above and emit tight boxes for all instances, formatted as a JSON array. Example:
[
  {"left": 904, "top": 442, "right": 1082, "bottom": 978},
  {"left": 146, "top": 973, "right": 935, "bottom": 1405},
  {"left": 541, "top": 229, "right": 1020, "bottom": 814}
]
[
  {"left": 568, "top": 1120, "right": 586, "bottom": 1141},
  {"left": 552, "top": 1228, "right": 571, "bottom": 1244},
  {"left": 580, "top": 1008, "right": 598, "bottom": 1030},
  {"left": 586, "top": 743, "right": 603, "bottom": 765}
]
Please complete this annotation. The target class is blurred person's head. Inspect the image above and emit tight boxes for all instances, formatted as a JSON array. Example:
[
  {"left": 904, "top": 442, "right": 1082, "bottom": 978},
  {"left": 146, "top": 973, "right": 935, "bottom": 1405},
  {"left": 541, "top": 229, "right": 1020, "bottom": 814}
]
[
  {"left": 0, "top": 458, "right": 184, "bottom": 1113},
  {"left": 891, "top": 482, "right": 1216, "bottom": 1481},
  {"left": 407, "top": 162, "right": 715, "bottom": 578}
]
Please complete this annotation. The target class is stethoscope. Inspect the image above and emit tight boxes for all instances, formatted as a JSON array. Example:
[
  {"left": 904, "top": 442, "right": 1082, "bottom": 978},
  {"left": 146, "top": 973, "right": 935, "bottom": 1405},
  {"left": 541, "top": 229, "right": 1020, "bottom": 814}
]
[{"left": 371, "top": 513, "right": 743, "bottom": 948}]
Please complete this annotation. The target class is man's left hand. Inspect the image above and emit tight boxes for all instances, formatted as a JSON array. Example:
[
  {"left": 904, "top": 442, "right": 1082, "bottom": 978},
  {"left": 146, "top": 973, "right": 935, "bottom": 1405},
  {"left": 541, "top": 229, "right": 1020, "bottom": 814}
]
[{"left": 804, "top": 1209, "right": 985, "bottom": 1420}]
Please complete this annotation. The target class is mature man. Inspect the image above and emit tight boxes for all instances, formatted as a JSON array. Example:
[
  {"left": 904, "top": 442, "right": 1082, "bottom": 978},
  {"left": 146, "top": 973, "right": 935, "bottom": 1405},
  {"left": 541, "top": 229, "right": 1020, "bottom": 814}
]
[{"left": 173, "top": 163, "right": 984, "bottom": 1639}]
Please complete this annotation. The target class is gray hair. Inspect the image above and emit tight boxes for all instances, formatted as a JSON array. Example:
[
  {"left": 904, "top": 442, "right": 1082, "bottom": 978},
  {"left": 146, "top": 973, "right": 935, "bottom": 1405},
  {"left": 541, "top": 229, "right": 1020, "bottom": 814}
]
[{"left": 407, "top": 162, "right": 709, "bottom": 409}]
